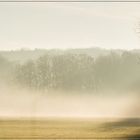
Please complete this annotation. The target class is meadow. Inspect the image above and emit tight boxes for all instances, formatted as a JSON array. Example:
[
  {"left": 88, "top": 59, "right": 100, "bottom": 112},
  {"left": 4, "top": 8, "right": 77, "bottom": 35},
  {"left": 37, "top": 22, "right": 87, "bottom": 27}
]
[{"left": 0, "top": 118, "right": 139, "bottom": 139}]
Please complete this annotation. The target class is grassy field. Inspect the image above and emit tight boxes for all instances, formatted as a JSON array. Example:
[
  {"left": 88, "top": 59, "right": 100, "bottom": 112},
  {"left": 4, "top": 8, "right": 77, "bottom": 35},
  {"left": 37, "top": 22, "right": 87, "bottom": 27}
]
[{"left": 0, "top": 118, "right": 139, "bottom": 139}]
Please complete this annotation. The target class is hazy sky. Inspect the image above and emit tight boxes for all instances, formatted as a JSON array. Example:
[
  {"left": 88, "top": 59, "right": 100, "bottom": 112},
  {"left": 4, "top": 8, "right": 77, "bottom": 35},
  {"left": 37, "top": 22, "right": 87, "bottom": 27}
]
[{"left": 1, "top": 2, "right": 140, "bottom": 50}]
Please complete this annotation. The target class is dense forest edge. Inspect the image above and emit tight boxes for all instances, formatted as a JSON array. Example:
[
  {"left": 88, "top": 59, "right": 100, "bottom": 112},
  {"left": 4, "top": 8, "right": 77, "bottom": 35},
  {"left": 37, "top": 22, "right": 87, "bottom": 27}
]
[{"left": 0, "top": 47, "right": 140, "bottom": 94}]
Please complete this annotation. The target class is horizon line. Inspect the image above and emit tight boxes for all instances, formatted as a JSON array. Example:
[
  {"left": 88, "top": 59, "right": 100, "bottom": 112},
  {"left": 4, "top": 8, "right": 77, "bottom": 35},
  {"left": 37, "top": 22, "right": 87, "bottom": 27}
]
[{"left": 0, "top": 47, "right": 139, "bottom": 51}]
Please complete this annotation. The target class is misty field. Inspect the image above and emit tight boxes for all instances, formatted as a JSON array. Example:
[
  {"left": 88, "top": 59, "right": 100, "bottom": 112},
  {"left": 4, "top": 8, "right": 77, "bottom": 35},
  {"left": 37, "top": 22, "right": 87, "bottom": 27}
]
[{"left": 0, "top": 118, "right": 139, "bottom": 139}]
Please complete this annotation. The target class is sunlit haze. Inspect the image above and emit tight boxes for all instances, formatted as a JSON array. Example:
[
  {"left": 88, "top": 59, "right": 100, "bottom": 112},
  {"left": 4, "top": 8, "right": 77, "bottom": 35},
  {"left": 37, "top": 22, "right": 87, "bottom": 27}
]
[{"left": 0, "top": 2, "right": 140, "bottom": 50}]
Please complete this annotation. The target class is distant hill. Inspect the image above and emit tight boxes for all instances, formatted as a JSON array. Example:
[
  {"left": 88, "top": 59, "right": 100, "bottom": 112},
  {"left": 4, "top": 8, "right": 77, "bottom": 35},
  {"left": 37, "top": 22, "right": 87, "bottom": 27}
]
[
  {"left": 0, "top": 47, "right": 138, "bottom": 63},
  {"left": 0, "top": 49, "right": 47, "bottom": 63}
]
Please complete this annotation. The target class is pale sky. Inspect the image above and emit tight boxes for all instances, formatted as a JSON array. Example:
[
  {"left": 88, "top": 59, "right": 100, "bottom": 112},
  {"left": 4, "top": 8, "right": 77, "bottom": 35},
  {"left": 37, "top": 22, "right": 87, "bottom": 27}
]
[{"left": 1, "top": 2, "right": 140, "bottom": 50}]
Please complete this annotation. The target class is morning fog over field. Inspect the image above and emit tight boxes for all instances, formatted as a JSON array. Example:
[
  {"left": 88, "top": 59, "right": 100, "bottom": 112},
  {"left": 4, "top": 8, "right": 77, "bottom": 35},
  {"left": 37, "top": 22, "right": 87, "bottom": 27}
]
[
  {"left": 0, "top": 2, "right": 140, "bottom": 119},
  {"left": 0, "top": 48, "right": 140, "bottom": 118}
]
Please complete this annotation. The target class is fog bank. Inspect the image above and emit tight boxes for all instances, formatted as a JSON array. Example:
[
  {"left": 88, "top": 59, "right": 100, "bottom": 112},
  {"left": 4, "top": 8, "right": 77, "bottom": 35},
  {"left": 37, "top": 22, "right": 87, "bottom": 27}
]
[{"left": 0, "top": 86, "right": 139, "bottom": 118}]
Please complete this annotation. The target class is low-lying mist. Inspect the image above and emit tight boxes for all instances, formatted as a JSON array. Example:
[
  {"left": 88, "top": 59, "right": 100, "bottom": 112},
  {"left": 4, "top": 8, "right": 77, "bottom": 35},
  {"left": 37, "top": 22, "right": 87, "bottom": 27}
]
[
  {"left": 0, "top": 49, "right": 140, "bottom": 118},
  {"left": 0, "top": 85, "right": 139, "bottom": 118}
]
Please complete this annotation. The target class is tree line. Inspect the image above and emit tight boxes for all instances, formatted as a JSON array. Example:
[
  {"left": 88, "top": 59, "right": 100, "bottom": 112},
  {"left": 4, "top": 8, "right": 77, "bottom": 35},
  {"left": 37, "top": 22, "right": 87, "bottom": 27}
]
[
  {"left": 15, "top": 51, "right": 140, "bottom": 92},
  {"left": 0, "top": 50, "right": 140, "bottom": 92}
]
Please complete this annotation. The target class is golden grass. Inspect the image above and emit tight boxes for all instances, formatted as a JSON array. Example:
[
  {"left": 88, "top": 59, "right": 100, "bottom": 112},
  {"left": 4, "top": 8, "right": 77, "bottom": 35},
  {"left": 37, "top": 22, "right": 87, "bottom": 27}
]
[{"left": 0, "top": 118, "right": 139, "bottom": 139}]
